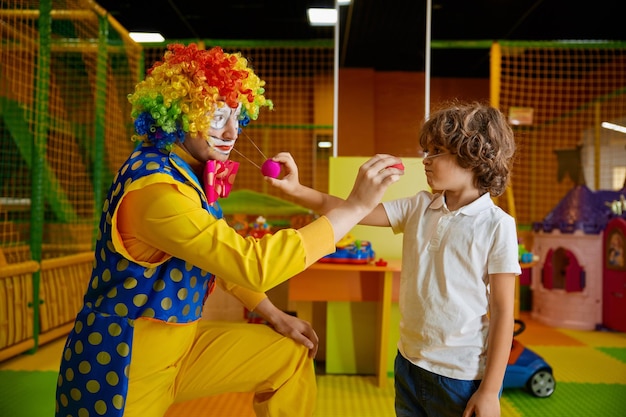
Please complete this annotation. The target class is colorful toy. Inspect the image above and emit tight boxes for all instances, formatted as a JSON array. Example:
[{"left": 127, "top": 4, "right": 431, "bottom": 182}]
[
  {"left": 375, "top": 258, "right": 388, "bottom": 266},
  {"left": 248, "top": 216, "right": 272, "bottom": 239},
  {"left": 319, "top": 234, "right": 375, "bottom": 264},
  {"left": 504, "top": 320, "right": 556, "bottom": 397},
  {"left": 518, "top": 240, "right": 536, "bottom": 264}
]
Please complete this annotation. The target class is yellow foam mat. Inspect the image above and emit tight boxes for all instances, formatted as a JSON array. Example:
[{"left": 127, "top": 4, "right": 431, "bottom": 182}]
[
  {"left": 314, "top": 375, "right": 394, "bottom": 417},
  {"left": 531, "top": 346, "right": 626, "bottom": 384},
  {"left": 558, "top": 328, "right": 626, "bottom": 348},
  {"left": 2, "top": 312, "right": 624, "bottom": 417},
  {"left": 500, "top": 398, "right": 523, "bottom": 417},
  {"left": 165, "top": 375, "right": 395, "bottom": 417},
  {"left": 0, "top": 337, "right": 63, "bottom": 372}
]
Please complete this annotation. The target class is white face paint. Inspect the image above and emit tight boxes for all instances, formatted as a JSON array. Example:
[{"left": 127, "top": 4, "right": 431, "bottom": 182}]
[
  {"left": 210, "top": 103, "right": 242, "bottom": 130},
  {"left": 206, "top": 102, "right": 242, "bottom": 157}
]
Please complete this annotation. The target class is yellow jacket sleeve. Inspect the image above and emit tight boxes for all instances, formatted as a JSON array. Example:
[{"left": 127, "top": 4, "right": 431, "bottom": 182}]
[
  {"left": 215, "top": 278, "right": 266, "bottom": 311},
  {"left": 113, "top": 181, "right": 335, "bottom": 294}
]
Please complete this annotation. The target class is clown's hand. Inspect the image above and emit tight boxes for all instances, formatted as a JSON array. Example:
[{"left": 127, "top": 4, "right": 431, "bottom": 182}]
[{"left": 253, "top": 297, "right": 319, "bottom": 358}]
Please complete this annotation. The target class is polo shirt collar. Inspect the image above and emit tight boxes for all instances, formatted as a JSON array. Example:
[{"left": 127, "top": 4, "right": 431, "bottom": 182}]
[{"left": 428, "top": 191, "right": 494, "bottom": 216}]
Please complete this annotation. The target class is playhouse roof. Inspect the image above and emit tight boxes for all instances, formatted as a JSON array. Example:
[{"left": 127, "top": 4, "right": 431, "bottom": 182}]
[{"left": 532, "top": 185, "right": 626, "bottom": 234}]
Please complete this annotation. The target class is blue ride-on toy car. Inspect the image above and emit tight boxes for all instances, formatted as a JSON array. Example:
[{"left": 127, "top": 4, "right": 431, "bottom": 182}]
[{"left": 503, "top": 319, "right": 556, "bottom": 398}]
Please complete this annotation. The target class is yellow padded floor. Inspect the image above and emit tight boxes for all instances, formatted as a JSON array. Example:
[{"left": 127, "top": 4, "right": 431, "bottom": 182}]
[{"left": 2, "top": 312, "right": 626, "bottom": 417}]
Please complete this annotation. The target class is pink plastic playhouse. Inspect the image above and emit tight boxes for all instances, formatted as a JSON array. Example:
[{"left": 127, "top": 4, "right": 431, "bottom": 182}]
[{"left": 531, "top": 185, "right": 626, "bottom": 331}]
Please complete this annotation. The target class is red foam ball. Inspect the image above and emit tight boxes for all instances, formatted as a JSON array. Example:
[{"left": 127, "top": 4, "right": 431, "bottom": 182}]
[
  {"left": 389, "top": 162, "right": 405, "bottom": 170},
  {"left": 261, "top": 159, "right": 281, "bottom": 178}
]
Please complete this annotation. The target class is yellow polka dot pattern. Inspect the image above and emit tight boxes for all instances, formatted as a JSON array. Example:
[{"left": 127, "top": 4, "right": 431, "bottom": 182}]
[
  {"left": 55, "top": 145, "right": 218, "bottom": 416},
  {"left": 56, "top": 312, "right": 135, "bottom": 416}
]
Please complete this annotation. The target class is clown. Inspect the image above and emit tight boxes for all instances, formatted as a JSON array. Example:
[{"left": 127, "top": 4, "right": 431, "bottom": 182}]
[{"left": 54, "top": 43, "right": 402, "bottom": 417}]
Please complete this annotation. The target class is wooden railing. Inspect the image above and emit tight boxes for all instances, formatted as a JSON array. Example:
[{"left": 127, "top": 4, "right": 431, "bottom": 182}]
[{"left": 0, "top": 251, "right": 92, "bottom": 362}]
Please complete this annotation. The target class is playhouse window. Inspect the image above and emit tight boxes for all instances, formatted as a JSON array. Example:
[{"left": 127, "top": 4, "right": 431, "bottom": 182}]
[{"left": 542, "top": 246, "right": 586, "bottom": 292}]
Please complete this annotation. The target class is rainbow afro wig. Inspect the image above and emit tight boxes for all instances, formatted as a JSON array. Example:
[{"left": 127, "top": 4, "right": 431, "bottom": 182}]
[{"left": 128, "top": 43, "right": 273, "bottom": 150}]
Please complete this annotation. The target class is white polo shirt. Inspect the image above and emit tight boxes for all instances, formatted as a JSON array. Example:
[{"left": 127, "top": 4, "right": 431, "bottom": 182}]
[{"left": 383, "top": 191, "right": 521, "bottom": 380}]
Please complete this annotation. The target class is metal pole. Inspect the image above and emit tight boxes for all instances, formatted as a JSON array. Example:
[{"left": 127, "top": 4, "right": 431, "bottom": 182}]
[
  {"left": 424, "top": 0, "right": 432, "bottom": 119},
  {"left": 333, "top": 0, "right": 340, "bottom": 157}
]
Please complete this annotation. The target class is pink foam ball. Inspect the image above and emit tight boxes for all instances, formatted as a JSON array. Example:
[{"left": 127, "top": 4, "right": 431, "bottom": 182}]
[{"left": 261, "top": 159, "right": 281, "bottom": 178}]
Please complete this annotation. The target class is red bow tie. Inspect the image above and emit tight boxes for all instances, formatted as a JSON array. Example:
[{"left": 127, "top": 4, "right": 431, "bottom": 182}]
[{"left": 203, "top": 160, "right": 239, "bottom": 204}]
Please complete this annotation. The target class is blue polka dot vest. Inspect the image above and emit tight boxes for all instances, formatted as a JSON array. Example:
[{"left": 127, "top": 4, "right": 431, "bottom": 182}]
[{"left": 55, "top": 144, "right": 220, "bottom": 416}]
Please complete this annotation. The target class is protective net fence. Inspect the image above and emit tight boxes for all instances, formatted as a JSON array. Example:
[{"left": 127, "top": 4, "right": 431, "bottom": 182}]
[
  {"left": 0, "top": 0, "right": 144, "bottom": 356},
  {"left": 0, "top": 0, "right": 141, "bottom": 260},
  {"left": 492, "top": 41, "right": 626, "bottom": 226},
  {"left": 0, "top": 1, "right": 333, "bottom": 357},
  {"left": 1, "top": 2, "right": 334, "bottom": 260}
]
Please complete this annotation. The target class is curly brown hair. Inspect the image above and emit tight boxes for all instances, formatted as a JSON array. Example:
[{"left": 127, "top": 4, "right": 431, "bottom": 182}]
[{"left": 419, "top": 101, "right": 516, "bottom": 197}]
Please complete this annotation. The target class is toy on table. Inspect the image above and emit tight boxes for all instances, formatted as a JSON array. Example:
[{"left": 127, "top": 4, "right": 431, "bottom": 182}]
[
  {"left": 229, "top": 214, "right": 273, "bottom": 238},
  {"left": 248, "top": 216, "right": 272, "bottom": 239},
  {"left": 319, "top": 233, "right": 375, "bottom": 264},
  {"left": 518, "top": 240, "right": 537, "bottom": 264}
]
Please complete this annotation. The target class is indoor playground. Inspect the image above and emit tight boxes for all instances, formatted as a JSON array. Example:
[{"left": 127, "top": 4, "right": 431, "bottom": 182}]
[{"left": 1, "top": 1, "right": 626, "bottom": 417}]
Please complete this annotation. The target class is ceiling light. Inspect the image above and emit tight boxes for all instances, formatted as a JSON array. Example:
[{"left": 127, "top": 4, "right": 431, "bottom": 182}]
[
  {"left": 129, "top": 32, "right": 165, "bottom": 43},
  {"left": 337, "top": 0, "right": 351, "bottom": 4},
  {"left": 307, "top": 8, "right": 337, "bottom": 26},
  {"left": 602, "top": 122, "right": 626, "bottom": 134}
]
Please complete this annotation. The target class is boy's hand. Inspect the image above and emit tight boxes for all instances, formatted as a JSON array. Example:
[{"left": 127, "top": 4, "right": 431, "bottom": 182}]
[{"left": 264, "top": 152, "right": 302, "bottom": 195}]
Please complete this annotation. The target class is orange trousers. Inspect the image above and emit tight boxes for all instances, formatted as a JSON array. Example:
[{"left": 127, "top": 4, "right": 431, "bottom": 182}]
[{"left": 124, "top": 318, "right": 316, "bottom": 416}]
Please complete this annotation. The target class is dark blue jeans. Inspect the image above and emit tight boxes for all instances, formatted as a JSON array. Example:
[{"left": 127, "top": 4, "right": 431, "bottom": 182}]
[{"left": 394, "top": 352, "right": 481, "bottom": 417}]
